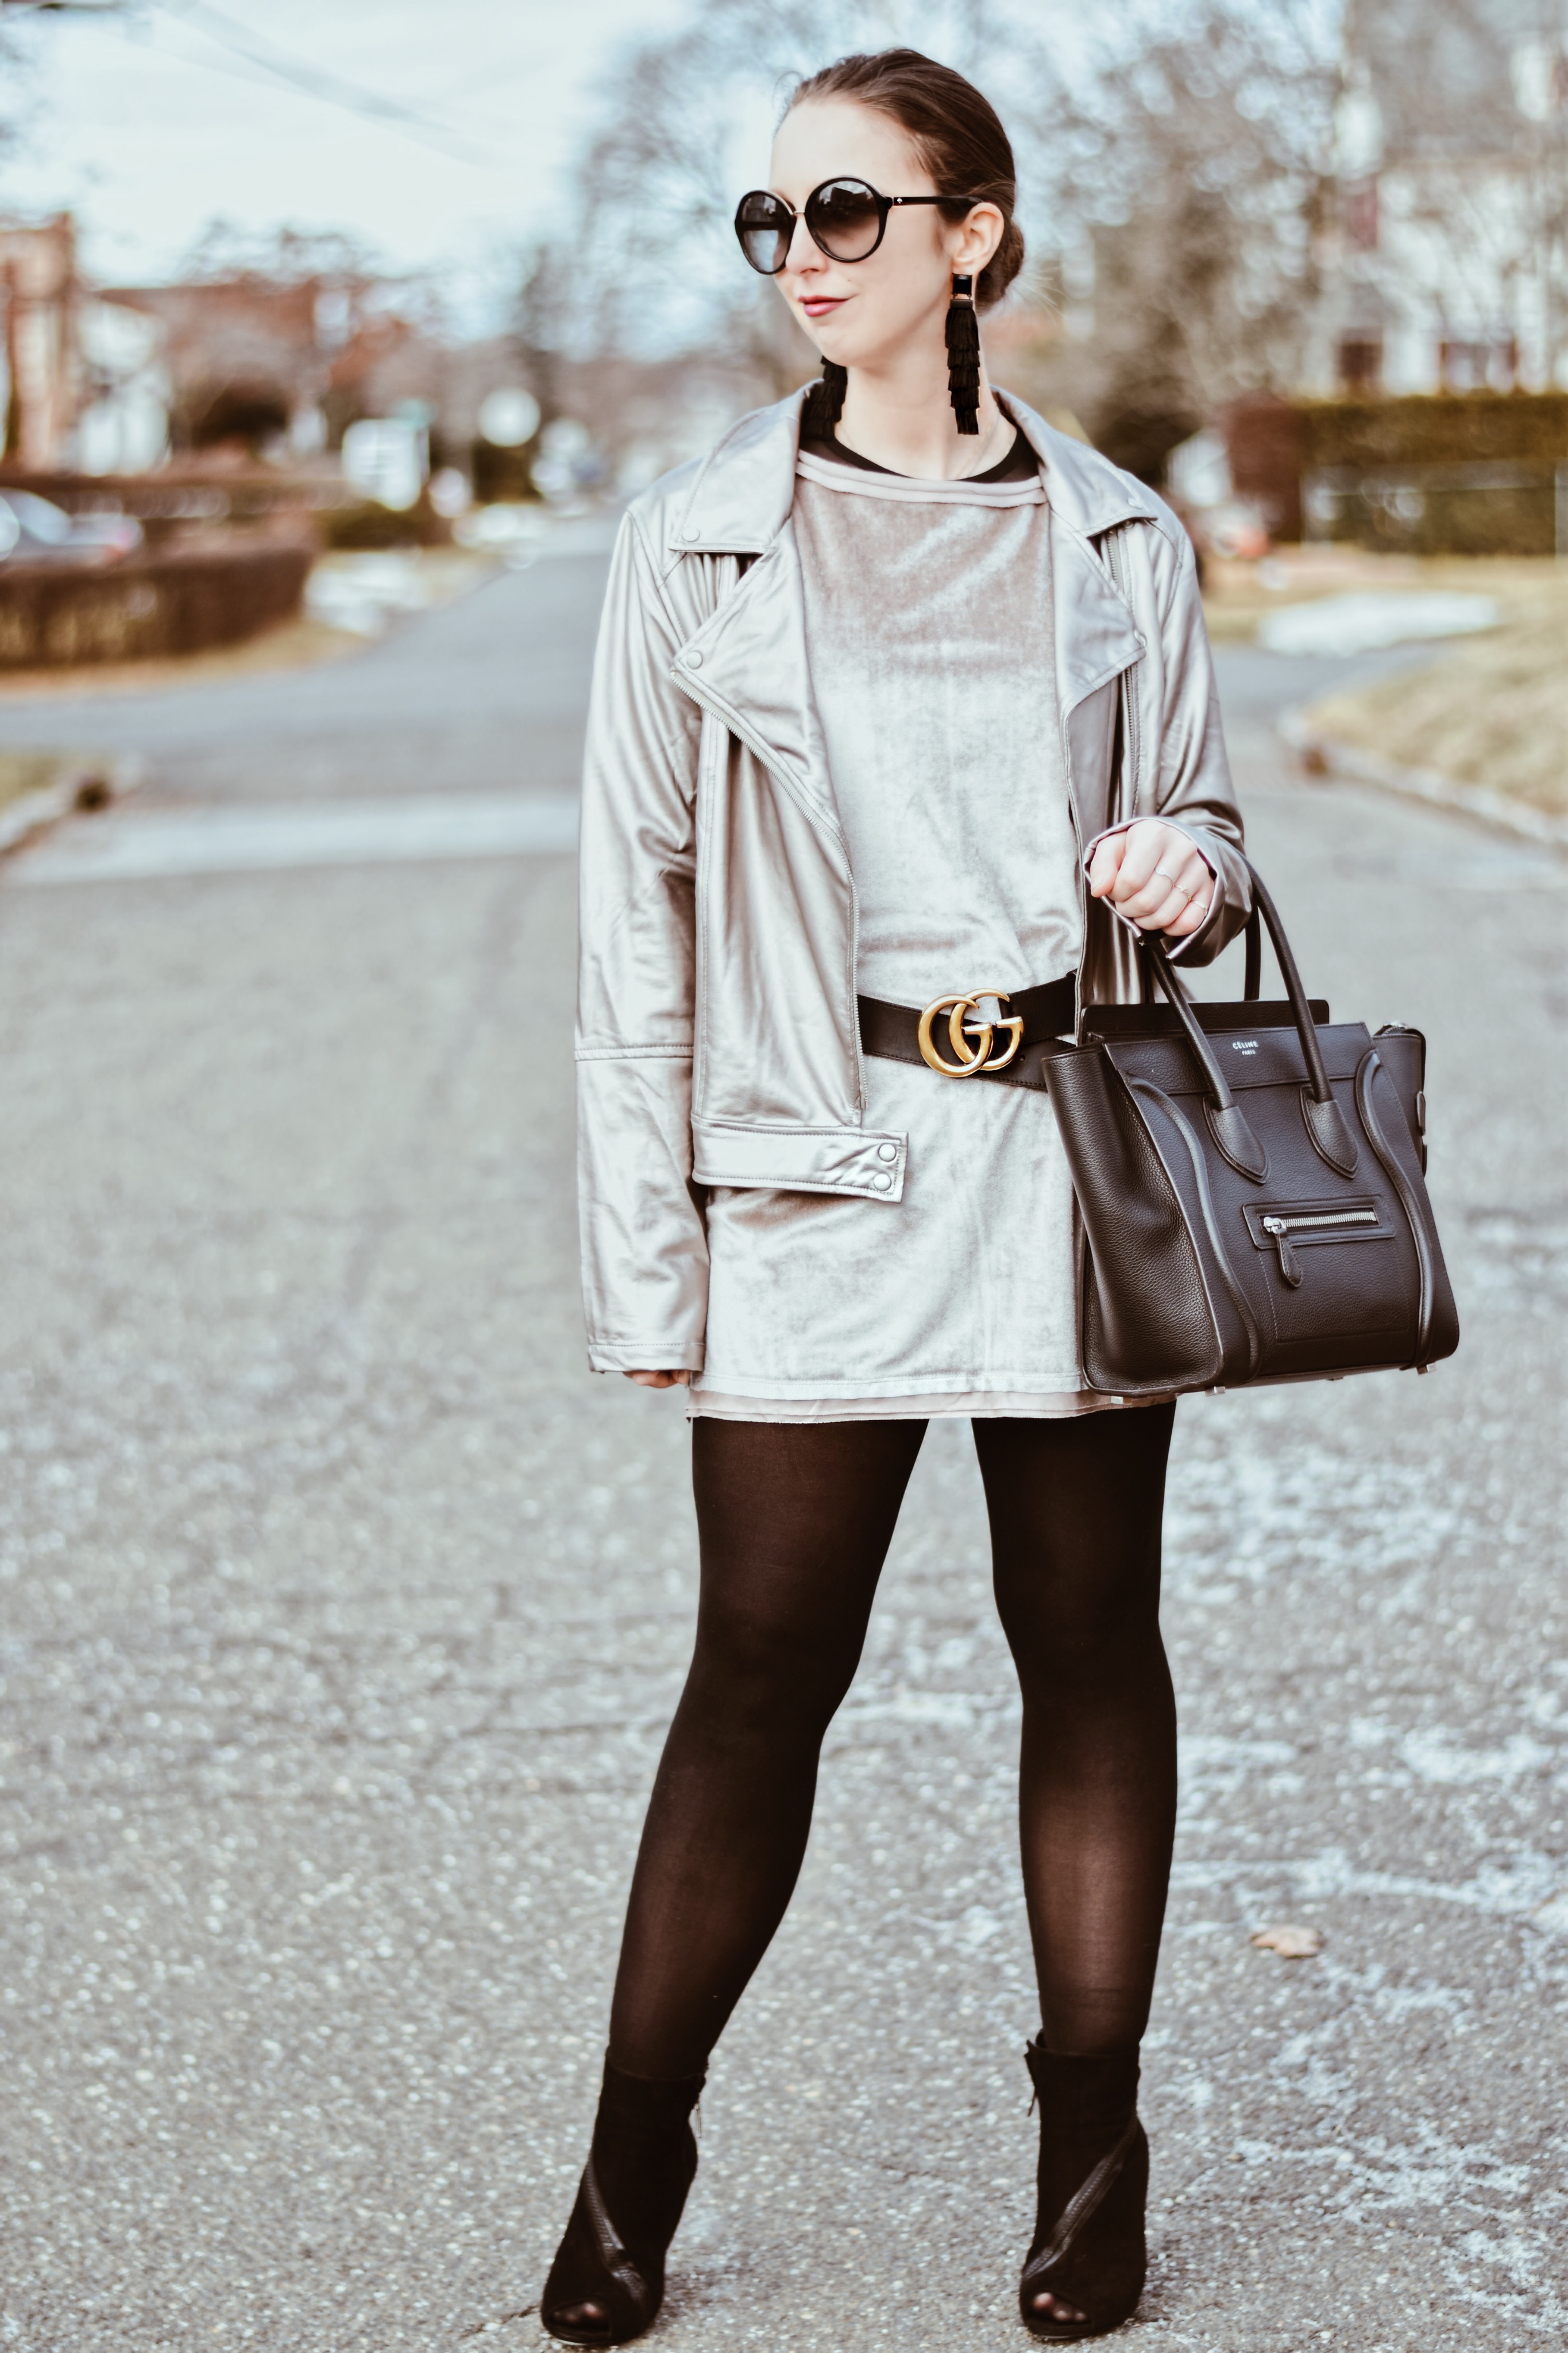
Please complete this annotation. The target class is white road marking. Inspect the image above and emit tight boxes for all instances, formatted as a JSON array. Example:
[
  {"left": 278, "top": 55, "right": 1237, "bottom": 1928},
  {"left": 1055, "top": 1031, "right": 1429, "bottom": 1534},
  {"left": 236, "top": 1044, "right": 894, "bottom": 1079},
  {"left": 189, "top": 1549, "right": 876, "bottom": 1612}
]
[{"left": 7, "top": 793, "right": 580, "bottom": 884}]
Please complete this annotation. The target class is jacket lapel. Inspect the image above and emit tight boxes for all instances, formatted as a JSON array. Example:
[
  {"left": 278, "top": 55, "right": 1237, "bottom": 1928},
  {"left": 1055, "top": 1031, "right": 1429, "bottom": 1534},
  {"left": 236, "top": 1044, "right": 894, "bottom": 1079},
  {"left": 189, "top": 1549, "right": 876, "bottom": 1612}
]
[
  {"left": 675, "top": 521, "right": 842, "bottom": 839},
  {"left": 663, "top": 384, "right": 1156, "bottom": 837},
  {"left": 1004, "top": 395, "right": 1152, "bottom": 718},
  {"left": 665, "top": 390, "right": 844, "bottom": 839}
]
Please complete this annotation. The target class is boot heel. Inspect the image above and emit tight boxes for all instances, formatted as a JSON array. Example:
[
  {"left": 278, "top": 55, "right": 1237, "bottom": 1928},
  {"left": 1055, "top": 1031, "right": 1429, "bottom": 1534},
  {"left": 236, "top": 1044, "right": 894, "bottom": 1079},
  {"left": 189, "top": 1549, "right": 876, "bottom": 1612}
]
[
  {"left": 1018, "top": 2040, "right": 1147, "bottom": 2340},
  {"left": 541, "top": 2056, "right": 704, "bottom": 2347}
]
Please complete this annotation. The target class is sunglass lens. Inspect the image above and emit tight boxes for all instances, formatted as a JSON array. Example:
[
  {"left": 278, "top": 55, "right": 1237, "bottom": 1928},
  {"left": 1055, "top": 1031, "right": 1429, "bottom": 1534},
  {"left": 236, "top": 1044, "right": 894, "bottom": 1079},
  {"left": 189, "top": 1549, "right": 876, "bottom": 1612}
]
[
  {"left": 735, "top": 191, "right": 791, "bottom": 275},
  {"left": 806, "top": 179, "right": 883, "bottom": 260}
]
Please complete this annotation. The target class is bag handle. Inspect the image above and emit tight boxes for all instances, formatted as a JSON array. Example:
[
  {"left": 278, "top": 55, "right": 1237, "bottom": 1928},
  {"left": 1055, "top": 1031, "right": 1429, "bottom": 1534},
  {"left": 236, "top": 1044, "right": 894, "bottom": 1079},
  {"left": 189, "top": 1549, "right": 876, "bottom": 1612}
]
[
  {"left": 1241, "top": 863, "right": 1333, "bottom": 1104},
  {"left": 1145, "top": 859, "right": 1359, "bottom": 1180},
  {"left": 1140, "top": 938, "right": 1269, "bottom": 1179},
  {"left": 1140, "top": 937, "right": 1237, "bottom": 1104}
]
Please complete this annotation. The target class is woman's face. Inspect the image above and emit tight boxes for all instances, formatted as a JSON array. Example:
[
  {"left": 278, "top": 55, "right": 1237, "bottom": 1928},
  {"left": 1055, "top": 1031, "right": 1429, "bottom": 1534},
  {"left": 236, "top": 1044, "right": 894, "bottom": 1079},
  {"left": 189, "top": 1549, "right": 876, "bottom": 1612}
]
[{"left": 767, "top": 95, "right": 1001, "bottom": 373}]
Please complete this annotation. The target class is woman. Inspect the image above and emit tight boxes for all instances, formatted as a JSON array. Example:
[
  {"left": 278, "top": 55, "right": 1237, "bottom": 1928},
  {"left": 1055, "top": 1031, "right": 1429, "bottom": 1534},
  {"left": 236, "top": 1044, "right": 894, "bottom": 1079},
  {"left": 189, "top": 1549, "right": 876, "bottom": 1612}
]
[{"left": 547, "top": 47, "right": 1248, "bottom": 2344}]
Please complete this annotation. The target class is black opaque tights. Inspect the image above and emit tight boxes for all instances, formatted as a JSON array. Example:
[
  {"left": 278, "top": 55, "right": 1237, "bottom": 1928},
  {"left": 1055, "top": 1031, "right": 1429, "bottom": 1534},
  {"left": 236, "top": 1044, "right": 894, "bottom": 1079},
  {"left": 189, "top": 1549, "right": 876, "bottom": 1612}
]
[{"left": 607, "top": 1407, "right": 1179, "bottom": 2080}]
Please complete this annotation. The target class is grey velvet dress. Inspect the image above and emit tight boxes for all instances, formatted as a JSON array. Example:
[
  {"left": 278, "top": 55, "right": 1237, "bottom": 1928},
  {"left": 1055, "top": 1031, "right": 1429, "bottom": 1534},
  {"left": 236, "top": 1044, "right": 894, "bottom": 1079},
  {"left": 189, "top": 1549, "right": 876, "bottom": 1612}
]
[{"left": 689, "top": 431, "right": 1152, "bottom": 1423}]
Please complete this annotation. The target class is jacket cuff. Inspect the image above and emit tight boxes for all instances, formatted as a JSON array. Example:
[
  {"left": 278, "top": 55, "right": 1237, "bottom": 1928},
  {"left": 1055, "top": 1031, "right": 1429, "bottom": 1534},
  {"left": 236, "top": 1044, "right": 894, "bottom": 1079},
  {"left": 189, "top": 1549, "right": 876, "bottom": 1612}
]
[{"left": 588, "top": 1338, "right": 706, "bottom": 1375}]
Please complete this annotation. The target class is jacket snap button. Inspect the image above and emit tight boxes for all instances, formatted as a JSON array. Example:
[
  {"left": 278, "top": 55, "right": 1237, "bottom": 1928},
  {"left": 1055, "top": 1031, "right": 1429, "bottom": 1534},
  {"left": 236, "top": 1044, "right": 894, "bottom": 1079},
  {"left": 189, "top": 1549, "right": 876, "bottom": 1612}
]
[
  {"left": 683, "top": 525, "right": 700, "bottom": 541},
  {"left": 876, "top": 1143, "right": 898, "bottom": 1162},
  {"left": 684, "top": 648, "right": 704, "bottom": 668},
  {"left": 872, "top": 1171, "right": 894, "bottom": 1191}
]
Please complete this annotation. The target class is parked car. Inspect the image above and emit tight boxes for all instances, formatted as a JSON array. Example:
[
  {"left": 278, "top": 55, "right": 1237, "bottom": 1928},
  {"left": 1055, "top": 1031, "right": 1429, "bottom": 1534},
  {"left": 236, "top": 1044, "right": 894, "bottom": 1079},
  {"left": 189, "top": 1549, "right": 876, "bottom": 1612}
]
[{"left": 0, "top": 491, "right": 142, "bottom": 565}]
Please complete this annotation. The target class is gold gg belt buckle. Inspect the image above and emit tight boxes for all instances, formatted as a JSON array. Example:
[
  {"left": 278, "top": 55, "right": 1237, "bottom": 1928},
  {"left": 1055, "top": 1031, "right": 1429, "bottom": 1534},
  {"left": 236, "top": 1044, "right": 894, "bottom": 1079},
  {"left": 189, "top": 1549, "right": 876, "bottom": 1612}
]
[{"left": 916, "top": 989, "right": 1025, "bottom": 1078}]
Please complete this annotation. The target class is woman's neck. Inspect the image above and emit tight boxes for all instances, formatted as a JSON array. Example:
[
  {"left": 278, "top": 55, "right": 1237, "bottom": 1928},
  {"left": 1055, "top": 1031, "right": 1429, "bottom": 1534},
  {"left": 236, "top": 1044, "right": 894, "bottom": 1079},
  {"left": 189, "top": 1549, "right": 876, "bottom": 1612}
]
[{"left": 831, "top": 349, "right": 1011, "bottom": 481}]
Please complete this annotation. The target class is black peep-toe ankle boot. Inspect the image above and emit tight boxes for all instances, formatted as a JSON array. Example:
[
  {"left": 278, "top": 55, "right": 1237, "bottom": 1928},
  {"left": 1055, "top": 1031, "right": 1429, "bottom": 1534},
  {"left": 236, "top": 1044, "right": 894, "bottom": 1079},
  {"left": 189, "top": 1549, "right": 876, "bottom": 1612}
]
[
  {"left": 1018, "top": 2038, "right": 1148, "bottom": 2340},
  {"left": 540, "top": 2054, "right": 706, "bottom": 2347}
]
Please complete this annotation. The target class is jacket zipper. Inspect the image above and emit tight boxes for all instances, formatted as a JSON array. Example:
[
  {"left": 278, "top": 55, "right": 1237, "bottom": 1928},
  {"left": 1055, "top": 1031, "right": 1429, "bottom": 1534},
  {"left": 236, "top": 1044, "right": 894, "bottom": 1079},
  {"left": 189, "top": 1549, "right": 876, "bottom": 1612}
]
[
  {"left": 1076, "top": 527, "right": 1142, "bottom": 1037},
  {"left": 1261, "top": 1207, "right": 1377, "bottom": 1286}
]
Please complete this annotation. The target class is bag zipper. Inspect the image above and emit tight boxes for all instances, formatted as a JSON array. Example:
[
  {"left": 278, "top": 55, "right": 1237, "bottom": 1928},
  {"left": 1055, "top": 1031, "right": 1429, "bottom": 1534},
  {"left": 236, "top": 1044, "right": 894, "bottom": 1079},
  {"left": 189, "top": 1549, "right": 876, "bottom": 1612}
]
[{"left": 1261, "top": 1207, "right": 1377, "bottom": 1285}]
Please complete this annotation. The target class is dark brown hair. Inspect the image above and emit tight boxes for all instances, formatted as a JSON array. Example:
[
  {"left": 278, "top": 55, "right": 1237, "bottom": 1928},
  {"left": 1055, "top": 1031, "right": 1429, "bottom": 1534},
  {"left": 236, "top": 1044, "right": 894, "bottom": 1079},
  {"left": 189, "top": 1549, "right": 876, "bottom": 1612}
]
[{"left": 786, "top": 48, "right": 1024, "bottom": 309}]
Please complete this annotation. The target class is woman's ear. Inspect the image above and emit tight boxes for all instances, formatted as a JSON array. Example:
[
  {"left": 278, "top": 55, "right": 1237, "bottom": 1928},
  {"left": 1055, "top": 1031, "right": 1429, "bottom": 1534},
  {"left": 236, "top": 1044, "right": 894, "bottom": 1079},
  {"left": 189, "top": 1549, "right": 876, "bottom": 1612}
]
[{"left": 950, "top": 201, "right": 1004, "bottom": 280}]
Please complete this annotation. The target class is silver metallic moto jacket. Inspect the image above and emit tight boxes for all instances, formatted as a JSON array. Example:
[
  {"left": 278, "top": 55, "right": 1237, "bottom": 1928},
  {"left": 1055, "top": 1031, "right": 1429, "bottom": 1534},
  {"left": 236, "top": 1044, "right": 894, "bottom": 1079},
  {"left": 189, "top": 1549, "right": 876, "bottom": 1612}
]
[{"left": 576, "top": 386, "right": 1249, "bottom": 1374}]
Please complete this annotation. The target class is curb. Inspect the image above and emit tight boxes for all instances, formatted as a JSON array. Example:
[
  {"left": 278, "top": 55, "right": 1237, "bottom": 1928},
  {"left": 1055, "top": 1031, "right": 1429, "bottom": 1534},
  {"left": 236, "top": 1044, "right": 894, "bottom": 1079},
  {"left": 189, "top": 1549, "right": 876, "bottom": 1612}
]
[
  {"left": 1279, "top": 715, "right": 1561, "bottom": 866},
  {"left": 0, "top": 753, "right": 148, "bottom": 859},
  {"left": 1277, "top": 709, "right": 1568, "bottom": 855}
]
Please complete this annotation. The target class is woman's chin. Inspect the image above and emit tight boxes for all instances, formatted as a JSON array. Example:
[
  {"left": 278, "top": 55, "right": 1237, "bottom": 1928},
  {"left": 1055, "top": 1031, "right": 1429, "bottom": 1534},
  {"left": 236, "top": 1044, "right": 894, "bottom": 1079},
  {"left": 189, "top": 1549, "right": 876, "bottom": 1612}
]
[
  {"left": 792, "top": 308, "right": 862, "bottom": 370},
  {"left": 799, "top": 322, "right": 849, "bottom": 362},
  {"left": 802, "top": 323, "right": 912, "bottom": 377},
  {"left": 806, "top": 333, "right": 872, "bottom": 373}
]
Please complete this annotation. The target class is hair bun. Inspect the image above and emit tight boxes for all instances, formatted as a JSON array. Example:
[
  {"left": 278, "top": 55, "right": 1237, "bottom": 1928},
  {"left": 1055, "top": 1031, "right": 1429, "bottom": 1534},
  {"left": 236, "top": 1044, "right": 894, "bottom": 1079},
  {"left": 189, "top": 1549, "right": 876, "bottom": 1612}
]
[{"left": 979, "top": 217, "right": 1026, "bottom": 310}]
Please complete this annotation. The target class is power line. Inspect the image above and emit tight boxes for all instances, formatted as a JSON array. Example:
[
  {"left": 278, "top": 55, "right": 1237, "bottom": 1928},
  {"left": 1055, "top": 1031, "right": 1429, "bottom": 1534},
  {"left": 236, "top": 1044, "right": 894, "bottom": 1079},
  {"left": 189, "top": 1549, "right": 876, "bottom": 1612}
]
[
  {"left": 156, "top": 0, "right": 502, "bottom": 161},
  {"left": 3, "top": 0, "right": 508, "bottom": 164}
]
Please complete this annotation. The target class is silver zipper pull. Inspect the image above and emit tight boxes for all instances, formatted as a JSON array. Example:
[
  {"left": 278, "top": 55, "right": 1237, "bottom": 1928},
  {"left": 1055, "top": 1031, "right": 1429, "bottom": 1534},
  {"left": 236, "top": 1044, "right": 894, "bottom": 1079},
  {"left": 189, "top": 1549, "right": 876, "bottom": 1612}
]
[{"left": 1262, "top": 1215, "right": 1303, "bottom": 1286}]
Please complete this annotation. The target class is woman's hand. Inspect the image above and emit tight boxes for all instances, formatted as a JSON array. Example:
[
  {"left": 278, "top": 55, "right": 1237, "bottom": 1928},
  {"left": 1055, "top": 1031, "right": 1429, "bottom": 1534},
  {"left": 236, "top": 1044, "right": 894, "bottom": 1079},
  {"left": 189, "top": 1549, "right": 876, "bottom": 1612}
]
[
  {"left": 1087, "top": 820, "right": 1213, "bottom": 939},
  {"left": 624, "top": 1370, "right": 692, "bottom": 1388}
]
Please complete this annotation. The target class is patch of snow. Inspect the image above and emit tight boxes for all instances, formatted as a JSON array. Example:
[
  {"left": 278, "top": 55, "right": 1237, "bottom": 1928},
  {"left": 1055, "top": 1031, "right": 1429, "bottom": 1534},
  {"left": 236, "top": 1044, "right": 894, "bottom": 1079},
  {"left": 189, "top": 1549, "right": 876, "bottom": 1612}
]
[
  {"left": 1257, "top": 591, "right": 1500, "bottom": 656},
  {"left": 305, "top": 553, "right": 446, "bottom": 637}
]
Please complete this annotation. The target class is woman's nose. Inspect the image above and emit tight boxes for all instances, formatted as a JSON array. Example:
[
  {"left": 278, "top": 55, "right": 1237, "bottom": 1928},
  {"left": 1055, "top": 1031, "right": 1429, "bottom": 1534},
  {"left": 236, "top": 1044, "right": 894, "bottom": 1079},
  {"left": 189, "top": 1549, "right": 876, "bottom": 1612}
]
[{"left": 785, "top": 213, "right": 820, "bottom": 272}]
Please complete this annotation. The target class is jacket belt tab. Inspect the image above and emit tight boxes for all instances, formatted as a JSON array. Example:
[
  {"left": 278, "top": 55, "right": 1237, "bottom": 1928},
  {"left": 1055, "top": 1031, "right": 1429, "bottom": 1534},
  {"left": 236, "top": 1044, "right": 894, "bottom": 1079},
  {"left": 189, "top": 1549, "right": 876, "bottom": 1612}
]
[{"left": 692, "top": 1117, "right": 907, "bottom": 1201}]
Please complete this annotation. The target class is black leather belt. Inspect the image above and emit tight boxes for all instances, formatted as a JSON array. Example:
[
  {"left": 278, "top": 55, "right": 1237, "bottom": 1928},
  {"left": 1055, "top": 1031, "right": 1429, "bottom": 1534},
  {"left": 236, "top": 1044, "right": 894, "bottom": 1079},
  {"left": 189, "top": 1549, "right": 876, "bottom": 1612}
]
[{"left": 858, "top": 974, "right": 1076, "bottom": 1092}]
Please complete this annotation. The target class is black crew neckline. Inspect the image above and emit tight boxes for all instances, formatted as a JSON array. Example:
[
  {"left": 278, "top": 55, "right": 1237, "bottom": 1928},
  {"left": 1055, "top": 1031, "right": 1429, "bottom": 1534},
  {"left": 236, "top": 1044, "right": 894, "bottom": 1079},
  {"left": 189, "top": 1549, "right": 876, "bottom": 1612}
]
[{"left": 798, "top": 411, "right": 1038, "bottom": 486}]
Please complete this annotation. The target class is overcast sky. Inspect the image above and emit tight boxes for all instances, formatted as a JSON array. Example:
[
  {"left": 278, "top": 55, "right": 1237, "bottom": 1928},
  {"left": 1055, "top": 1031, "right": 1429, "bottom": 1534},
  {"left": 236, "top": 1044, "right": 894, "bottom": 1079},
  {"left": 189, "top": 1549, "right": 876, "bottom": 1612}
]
[{"left": 3, "top": 0, "right": 689, "bottom": 321}]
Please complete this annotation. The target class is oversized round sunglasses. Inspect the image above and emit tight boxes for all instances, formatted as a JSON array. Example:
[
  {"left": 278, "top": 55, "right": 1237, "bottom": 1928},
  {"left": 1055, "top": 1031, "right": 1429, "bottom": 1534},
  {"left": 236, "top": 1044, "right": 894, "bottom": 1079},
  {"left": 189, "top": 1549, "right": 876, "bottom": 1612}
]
[{"left": 733, "top": 178, "right": 984, "bottom": 275}]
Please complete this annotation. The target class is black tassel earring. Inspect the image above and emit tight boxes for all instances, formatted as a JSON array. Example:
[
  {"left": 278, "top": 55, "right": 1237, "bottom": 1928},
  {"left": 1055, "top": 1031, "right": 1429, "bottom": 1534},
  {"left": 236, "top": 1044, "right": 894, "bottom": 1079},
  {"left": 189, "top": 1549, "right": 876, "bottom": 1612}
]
[
  {"left": 805, "top": 358, "right": 847, "bottom": 438},
  {"left": 945, "top": 273, "right": 980, "bottom": 435}
]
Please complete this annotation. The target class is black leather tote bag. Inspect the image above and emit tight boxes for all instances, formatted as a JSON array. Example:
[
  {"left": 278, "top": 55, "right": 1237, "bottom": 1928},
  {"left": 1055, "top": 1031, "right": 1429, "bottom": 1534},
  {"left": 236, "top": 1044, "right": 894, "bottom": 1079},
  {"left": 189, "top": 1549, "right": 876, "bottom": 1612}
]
[{"left": 1038, "top": 862, "right": 1459, "bottom": 1396}]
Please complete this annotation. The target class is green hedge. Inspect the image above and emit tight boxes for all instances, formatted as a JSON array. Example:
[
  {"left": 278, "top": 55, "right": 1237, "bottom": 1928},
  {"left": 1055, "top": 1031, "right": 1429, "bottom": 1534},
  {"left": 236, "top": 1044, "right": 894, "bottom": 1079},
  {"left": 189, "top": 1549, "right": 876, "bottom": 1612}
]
[
  {"left": 1307, "top": 479, "right": 1558, "bottom": 557},
  {"left": 1289, "top": 394, "right": 1568, "bottom": 553},
  {"left": 1296, "top": 393, "right": 1568, "bottom": 470}
]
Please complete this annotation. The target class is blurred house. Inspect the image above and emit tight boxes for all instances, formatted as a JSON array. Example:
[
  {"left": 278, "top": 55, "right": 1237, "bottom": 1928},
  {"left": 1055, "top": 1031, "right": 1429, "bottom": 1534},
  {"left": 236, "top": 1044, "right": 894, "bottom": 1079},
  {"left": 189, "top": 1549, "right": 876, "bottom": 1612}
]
[
  {"left": 103, "top": 271, "right": 360, "bottom": 459},
  {"left": 2, "top": 217, "right": 172, "bottom": 475},
  {"left": 1, "top": 215, "right": 80, "bottom": 468},
  {"left": 76, "top": 298, "right": 171, "bottom": 475},
  {"left": 1312, "top": 0, "right": 1568, "bottom": 394},
  {"left": 91, "top": 257, "right": 507, "bottom": 470}
]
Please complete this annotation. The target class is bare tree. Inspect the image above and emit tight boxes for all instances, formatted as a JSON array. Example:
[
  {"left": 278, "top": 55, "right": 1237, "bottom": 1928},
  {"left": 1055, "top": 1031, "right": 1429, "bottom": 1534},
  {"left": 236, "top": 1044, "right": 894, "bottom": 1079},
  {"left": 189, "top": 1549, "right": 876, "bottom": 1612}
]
[
  {"left": 0, "top": 9, "right": 38, "bottom": 173},
  {"left": 176, "top": 221, "right": 386, "bottom": 287},
  {"left": 508, "top": 234, "right": 574, "bottom": 425},
  {"left": 171, "top": 219, "right": 457, "bottom": 342},
  {"left": 1014, "top": 2, "right": 1339, "bottom": 478}
]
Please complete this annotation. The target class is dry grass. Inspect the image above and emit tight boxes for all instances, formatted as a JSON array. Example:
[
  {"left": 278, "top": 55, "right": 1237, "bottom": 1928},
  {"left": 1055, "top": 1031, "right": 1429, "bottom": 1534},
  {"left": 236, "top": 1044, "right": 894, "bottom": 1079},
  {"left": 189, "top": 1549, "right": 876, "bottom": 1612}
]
[
  {"left": 1303, "top": 569, "right": 1568, "bottom": 817},
  {"left": 0, "top": 749, "right": 129, "bottom": 819},
  {"left": 0, "top": 750, "right": 87, "bottom": 812}
]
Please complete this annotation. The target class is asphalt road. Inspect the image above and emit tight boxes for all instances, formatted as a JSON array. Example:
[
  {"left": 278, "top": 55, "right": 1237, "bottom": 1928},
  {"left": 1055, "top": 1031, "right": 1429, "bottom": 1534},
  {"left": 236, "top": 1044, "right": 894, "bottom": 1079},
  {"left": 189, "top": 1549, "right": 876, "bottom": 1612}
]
[{"left": 1, "top": 545, "right": 1564, "bottom": 2352}]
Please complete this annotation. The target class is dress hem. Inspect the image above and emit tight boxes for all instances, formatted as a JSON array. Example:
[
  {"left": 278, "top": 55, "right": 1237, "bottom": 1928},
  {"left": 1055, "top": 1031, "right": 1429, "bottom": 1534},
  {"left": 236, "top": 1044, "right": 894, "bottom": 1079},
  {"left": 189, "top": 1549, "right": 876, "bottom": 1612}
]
[{"left": 687, "top": 1386, "right": 1170, "bottom": 1423}]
